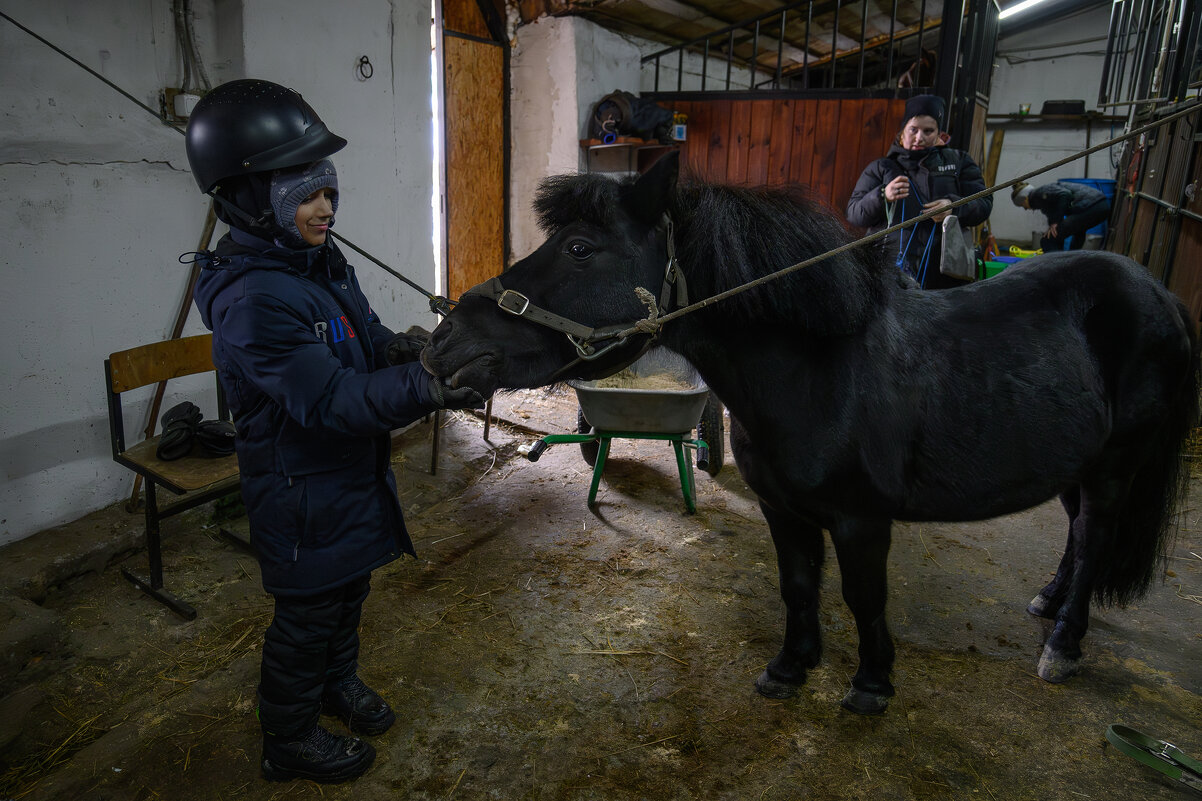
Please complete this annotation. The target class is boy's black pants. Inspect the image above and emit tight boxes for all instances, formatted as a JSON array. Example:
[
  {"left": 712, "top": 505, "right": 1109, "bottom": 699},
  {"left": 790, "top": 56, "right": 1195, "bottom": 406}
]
[{"left": 257, "top": 575, "right": 371, "bottom": 736}]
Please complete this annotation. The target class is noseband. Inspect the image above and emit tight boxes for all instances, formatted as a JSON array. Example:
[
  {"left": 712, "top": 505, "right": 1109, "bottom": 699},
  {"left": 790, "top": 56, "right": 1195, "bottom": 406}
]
[{"left": 461, "top": 215, "right": 687, "bottom": 375}]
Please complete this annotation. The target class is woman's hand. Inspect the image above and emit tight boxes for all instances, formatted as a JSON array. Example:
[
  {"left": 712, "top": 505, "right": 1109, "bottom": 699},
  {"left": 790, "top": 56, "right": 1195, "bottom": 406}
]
[
  {"left": 923, "top": 198, "right": 953, "bottom": 222},
  {"left": 1046, "top": 223, "right": 1059, "bottom": 238},
  {"left": 883, "top": 176, "right": 910, "bottom": 202}
]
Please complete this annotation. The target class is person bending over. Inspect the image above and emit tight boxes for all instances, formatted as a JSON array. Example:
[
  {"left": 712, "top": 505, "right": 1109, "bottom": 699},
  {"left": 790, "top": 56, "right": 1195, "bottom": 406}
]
[{"left": 1011, "top": 180, "right": 1110, "bottom": 251}]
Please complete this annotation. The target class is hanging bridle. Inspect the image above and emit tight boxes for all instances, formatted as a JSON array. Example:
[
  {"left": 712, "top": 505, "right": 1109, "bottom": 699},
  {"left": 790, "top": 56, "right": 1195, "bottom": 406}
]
[{"left": 460, "top": 215, "right": 687, "bottom": 378}]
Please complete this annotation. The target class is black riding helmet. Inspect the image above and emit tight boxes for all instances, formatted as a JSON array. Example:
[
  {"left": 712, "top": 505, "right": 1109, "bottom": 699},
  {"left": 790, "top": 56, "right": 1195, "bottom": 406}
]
[
  {"left": 186, "top": 79, "right": 346, "bottom": 193},
  {"left": 185, "top": 79, "right": 346, "bottom": 234}
]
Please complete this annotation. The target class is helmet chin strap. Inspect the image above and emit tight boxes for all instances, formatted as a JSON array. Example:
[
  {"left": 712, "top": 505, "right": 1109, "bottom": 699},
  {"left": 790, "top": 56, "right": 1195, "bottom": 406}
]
[{"left": 207, "top": 187, "right": 281, "bottom": 241}]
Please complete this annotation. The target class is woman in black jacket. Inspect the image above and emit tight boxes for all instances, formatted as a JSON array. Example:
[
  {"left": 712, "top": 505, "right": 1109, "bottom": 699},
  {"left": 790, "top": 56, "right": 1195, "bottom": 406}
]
[
  {"left": 846, "top": 95, "right": 992, "bottom": 289},
  {"left": 185, "top": 79, "right": 485, "bottom": 785}
]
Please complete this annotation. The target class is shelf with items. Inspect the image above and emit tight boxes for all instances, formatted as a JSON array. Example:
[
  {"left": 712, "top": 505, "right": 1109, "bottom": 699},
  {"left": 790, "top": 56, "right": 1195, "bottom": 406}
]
[
  {"left": 580, "top": 138, "right": 678, "bottom": 176},
  {"left": 985, "top": 112, "right": 1125, "bottom": 124}
]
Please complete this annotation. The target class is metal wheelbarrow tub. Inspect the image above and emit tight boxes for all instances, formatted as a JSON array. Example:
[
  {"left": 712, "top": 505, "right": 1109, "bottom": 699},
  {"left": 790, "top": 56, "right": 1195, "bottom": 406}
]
[
  {"left": 522, "top": 349, "right": 710, "bottom": 513},
  {"left": 568, "top": 349, "right": 709, "bottom": 434}
]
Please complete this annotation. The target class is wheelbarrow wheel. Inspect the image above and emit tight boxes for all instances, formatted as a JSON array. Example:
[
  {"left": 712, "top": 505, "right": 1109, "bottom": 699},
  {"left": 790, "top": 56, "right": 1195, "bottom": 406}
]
[
  {"left": 577, "top": 406, "right": 599, "bottom": 467},
  {"left": 696, "top": 393, "right": 724, "bottom": 477}
]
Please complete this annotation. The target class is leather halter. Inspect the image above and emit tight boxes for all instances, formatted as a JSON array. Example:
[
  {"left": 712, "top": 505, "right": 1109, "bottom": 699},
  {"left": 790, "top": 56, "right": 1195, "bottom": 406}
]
[{"left": 461, "top": 215, "right": 687, "bottom": 371}]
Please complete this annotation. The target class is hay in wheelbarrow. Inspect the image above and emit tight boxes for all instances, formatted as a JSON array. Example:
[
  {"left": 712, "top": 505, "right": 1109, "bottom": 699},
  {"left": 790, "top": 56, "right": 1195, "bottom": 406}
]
[{"left": 570, "top": 349, "right": 709, "bottom": 434}]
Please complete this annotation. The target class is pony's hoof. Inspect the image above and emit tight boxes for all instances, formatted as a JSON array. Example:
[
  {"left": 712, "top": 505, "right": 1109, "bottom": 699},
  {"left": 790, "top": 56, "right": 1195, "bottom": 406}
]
[
  {"left": 1026, "top": 594, "right": 1054, "bottom": 619},
  {"left": 1037, "top": 645, "right": 1082, "bottom": 683},
  {"left": 755, "top": 670, "right": 800, "bottom": 699},
  {"left": 840, "top": 687, "right": 890, "bottom": 715}
]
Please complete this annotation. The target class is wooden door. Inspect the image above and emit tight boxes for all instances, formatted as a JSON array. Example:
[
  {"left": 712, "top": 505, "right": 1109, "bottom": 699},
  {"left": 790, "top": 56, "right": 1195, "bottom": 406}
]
[{"left": 442, "top": 0, "right": 506, "bottom": 300}]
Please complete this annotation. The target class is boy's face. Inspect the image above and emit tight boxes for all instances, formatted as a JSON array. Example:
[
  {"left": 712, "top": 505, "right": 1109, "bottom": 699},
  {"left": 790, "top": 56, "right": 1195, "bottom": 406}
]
[
  {"left": 901, "top": 115, "right": 941, "bottom": 150},
  {"left": 295, "top": 187, "right": 336, "bottom": 246}
]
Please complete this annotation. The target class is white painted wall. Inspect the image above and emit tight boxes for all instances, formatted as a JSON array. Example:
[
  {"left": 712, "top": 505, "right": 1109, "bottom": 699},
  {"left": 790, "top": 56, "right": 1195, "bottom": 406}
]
[
  {"left": 509, "top": 17, "right": 588, "bottom": 262},
  {"left": 0, "top": 0, "right": 437, "bottom": 546},
  {"left": 508, "top": 15, "right": 723, "bottom": 263},
  {"left": 987, "top": 4, "right": 1118, "bottom": 245},
  {"left": 508, "top": 16, "right": 647, "bottom": 262}
]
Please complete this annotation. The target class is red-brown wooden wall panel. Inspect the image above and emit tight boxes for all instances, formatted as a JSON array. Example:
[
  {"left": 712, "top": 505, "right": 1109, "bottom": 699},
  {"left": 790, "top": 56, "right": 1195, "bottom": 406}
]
[
  {"left": 726, "top": 101, "right": 752, "bottom": 184},
  {"left": 673, "top": 97, "right": 907, "bottom": 213}
]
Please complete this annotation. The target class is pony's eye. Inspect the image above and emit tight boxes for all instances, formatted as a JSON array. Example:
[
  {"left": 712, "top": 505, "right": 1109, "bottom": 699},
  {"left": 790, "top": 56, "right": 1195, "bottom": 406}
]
[{"left": 566, "top": 242, "right": 594, "bottom": 260}]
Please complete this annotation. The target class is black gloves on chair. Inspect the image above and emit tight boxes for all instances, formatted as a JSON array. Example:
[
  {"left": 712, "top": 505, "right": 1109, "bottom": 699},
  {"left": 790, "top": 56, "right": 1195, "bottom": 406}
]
[
  {"left": 156, "top": 401, "right": 236, "bottom": 461},
  {"left": 424, "top": 375, "right": 486, "bottom": 411},
  {"left": 195, "top": 419, "right": 236, "bottom": 456},
  {"left": 157, "top": 402, "right": 203, "bottom": 461}
]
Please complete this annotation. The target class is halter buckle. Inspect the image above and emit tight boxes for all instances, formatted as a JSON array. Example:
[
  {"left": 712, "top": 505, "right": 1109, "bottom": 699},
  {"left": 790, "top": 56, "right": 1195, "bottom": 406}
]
[{"left": 497, "top": 289, "right": 531, "bottom": 317}]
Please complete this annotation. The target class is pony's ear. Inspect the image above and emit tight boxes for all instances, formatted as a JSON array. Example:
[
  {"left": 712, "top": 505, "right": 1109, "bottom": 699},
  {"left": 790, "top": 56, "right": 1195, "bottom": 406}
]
[{"left": 627, "top": 151, "right": 679, "bottom": 225}]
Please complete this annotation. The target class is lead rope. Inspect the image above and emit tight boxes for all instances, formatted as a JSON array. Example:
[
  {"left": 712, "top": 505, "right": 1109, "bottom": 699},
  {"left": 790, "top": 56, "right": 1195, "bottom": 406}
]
[
  {"left": 892, "top": 180, "right": 936, "bottom": 286},
  {"left": 608, "top": 101, "right": 1202, "bottom": 344},
  {"left": 904, "top": 182, "right": 937, "bottom": 288}
]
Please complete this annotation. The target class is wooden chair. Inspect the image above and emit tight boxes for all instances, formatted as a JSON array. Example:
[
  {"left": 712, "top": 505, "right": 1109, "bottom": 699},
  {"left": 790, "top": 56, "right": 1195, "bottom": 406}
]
[{"left": 105, "top": 334, "right": 242, "bottom": 619}]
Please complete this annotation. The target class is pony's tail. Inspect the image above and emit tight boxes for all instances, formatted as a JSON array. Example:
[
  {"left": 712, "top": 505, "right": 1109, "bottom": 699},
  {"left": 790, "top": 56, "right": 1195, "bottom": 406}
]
[{"left": 1097, "top": 302, "right": 1201, "bottom": 607}]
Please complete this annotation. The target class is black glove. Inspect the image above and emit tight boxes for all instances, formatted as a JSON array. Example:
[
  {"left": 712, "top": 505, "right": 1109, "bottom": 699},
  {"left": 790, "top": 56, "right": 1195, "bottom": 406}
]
[
  {"left": 195, "top": 419, "right": 236, "bottom": 457},
  {"left": 156, "top": 401, "right": 202, "bottom": 461},
  {"left": 385, "top": 328, "right": 430, "bottom": 366},
  {"left": 425, "top": 374, "right": 486, "bottom": 410}
]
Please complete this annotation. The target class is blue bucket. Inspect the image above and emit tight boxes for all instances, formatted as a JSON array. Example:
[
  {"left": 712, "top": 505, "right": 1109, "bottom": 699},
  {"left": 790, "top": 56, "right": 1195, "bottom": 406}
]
[{"left": 1058, "top": 178, "right": 1116, "bottom": 245}]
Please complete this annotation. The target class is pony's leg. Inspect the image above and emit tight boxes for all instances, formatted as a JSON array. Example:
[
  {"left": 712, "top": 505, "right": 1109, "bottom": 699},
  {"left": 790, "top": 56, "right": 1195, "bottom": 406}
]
[
  {"left": 754, "top": 502, "right": 825, "bottom": 700},
  {"left": 1028, "top": 486, "right": 1081, "bottom": 619},
  {"left": 830, "top": 518, "right": 895, "bottom": 715},
  {"left": 1037, "top": 480, "right": 1125, "bottom": 683}
]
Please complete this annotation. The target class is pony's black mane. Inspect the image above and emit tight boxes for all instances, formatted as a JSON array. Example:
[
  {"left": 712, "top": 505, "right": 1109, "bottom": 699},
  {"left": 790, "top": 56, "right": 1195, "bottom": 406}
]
[{"left": 533, "top": 170, "right": 898, "bottom": 334}]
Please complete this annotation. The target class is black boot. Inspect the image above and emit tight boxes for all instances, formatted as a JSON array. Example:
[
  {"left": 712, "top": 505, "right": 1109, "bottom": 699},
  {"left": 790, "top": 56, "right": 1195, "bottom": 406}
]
[
  {"left": 321, "top": 674, "right": 396, "bottom": 736},
  {"left": 261, "top": 724, "right": 375, "bottom": 783}
]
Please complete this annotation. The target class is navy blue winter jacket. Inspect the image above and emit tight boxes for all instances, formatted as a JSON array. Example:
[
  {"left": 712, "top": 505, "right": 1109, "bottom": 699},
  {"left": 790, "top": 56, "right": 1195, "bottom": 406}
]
[{"left": 193, "top": 228, "right": 437, "bottom": 596}]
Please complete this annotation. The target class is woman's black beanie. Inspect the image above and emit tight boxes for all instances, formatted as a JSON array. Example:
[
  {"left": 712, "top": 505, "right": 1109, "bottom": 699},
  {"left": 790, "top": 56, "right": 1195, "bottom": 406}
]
[{"left": 904, "top": 94, "right": 945, "bottom": 128}]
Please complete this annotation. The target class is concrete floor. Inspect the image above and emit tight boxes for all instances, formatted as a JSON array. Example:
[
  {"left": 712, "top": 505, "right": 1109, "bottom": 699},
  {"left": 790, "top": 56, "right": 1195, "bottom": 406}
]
[{"left": 1, "top": 386, "right": 1199, "bottom": 800}]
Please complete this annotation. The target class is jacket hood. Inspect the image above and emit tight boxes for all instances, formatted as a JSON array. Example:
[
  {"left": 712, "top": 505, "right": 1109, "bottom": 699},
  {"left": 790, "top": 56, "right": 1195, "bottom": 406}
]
[{"left": 192, "top": 227, "right": 348, "bottom": 329}]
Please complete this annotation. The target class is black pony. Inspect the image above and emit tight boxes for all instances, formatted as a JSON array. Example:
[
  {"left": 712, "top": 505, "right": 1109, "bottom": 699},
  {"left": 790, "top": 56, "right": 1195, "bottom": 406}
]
[{"left": 423, "top": 152, "right": 1199, "bottom": 715}]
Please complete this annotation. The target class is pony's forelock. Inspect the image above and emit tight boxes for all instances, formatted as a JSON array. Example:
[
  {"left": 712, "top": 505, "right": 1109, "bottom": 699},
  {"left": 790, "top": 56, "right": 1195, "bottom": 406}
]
[{"left": 533, "top": 173, "right": 625, "bottom": 233}]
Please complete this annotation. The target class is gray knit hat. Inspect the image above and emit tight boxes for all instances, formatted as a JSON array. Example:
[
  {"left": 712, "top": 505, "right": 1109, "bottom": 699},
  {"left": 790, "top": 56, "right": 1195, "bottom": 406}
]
[{"left": 270, "top": 159, "right": 339, "bottom": 247}]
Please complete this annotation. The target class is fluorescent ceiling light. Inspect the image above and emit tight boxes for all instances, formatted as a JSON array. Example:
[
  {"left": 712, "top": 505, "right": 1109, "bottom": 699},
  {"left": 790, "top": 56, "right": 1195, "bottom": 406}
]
[{"left": 999, "top": 0, "right": 1051, "bottom": 20}]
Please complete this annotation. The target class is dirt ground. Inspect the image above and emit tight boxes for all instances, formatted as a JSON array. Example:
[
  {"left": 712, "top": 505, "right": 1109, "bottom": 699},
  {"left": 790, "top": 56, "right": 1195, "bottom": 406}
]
[{"left": 1, "top": 386, "right": 1200, "bottom": 801}]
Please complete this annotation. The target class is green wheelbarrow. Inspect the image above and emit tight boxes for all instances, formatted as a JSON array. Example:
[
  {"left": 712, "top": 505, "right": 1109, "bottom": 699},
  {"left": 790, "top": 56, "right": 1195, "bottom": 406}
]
[
  {"left": 524, "top": 430, "right": 707, "bottom": 513},
  {"left": 523, "top": 349, "right": 716, "bottom": 514}
]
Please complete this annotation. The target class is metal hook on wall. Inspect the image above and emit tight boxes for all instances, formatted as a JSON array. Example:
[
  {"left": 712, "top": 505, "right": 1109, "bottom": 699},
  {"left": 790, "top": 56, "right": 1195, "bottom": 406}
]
[{"left": 356, "top": 55, "right": 374, "bottom": 81}]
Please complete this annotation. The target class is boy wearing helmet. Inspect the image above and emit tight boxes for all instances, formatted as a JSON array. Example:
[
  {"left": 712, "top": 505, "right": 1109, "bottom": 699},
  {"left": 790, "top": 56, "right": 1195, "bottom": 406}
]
[{"left": 184, "top": 79, "right": 485, "bottom": 784}]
